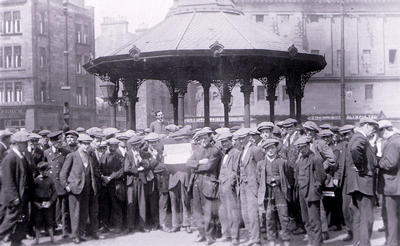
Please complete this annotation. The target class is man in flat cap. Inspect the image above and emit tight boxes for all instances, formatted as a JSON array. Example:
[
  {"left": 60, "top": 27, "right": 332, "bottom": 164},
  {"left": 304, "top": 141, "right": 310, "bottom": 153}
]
[
  {"left": 0, "top": 131, "right": 34, "bottom": 246},
  {"left": 332, "top": 124, "right": 355, "bottom": 242},
  {"left": 26, "top": 133, "right": 45, "bottom": 177},
  {"left": 186, "top": 128, "right": 222, "bottom": 244},
  {"left": 216, "top": 132, "right": 241, "bottom": 245},
  {"left": 234, "top": 128, "right": 264, "bottom": 246},
  {"left": 98, "top": 138, "right": 125, "bottom": 234},
  {"left": 0, "top": 129, "right": 12, "bottom": 165},
  {"left": 60, "top": 134, "right": 102, "bottom": 243},
  {"left": 65, "top": 130, "right": 79, "bottom": 152},
  {"left": 257, "top": 139, "right": 291, "bottom": 246},
  {"left": 149, "top": 111, "right": 168, "bottom": 134},
  {"left": 376, "top": 120, "right": 400, "bottom": 246},
  {"left": 345, "top": 117, "right": 378, "bottom": 246},
  {"left": 44, "top": 130, "right": 72, "bottom": 237},
  {"left": 294, "top": 136, "right": 326, "bottom": 246},
  {"left": 38, "top": 129, "right": 51, "bottom": 151}
]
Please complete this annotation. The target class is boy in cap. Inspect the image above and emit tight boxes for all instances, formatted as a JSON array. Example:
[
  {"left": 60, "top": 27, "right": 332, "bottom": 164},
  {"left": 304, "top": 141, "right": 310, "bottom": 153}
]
[
  {"left": 257, "top": 139, "right": 291, "bottom": 246},
  {"left": 294, "top": 136, "right": 326, "bottom": 246},
  {"left": 0, "top": 131, "right": 34, "bottom": 246},
  {"left": 33, "top": 161, "right": 57, "bottom": 244},
  {"left": 217, "top": 132, "right": 241, "bottom": 245},
  {"left": 345, "top": 118, "right": 378, "bottom": 246}
]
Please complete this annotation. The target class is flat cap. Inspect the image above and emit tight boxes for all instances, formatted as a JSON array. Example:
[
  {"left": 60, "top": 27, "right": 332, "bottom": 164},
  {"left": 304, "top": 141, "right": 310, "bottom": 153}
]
[
  {"left": 260, "top": 138, "right": 280, "bottom": 149},
  {"left": 115, "top": 132, "right": 129, "bottom": 141},
  {"left": 330, "top": 126, "right": 340, "bottom": 133},
  {"left": 144, "top": 133, "right": 160, "bottom": 142},
  {"left": 76, "top": 127, "right": 85, "bottom": 133},
  {"left": 107, "top": 137, "right": 121, "bottom": 145},
  {"left": 249, "top": 127, "right": 260, "bottom": 135},
  {"left": 124, "top": 130, "right": 136, "bottom": 138},
  {"left": 28, "top": 133, "right": 42, "bottom": 140},
  {"left": 339, "top": 125, "right": 355, "bottom": 134},
  {"left": 65, "top": 130, "right": 79, "bottom": 137},
  {"left": 303, "top": 121, "right": 320, "bottom": 132},
  {"left": 144, "top": 128, "right": 151, "bottom": 134},
  {"left": 103, "top": 127, "right": 119, "bottom": 137},
  {"left": 99, "top": 141, "right": 108, "bottom": 148},
  {"left": 38, "top": 129, "right": 51, "bottom": 137},
  {"left": 257, "top": 121, "right": 274, "bottom": 131},
  {"left": 11, "top": 131, "right": 30, "bottom": 143},
  {"left": 171, "top": 128, "right": 192, "bottom": 139},
  {"left": 318, "top": 129, "right": 334, "bottom": 137},
  {"left": 293, "top": 136, "right": 312, "bottom": 146},
  {"left": 215, "top": 127, "right": 230, "bottom": 135},
  {"left": 216, "top": 132, "right": 233, "bottom": 142},
  {"left": 378, "top": 120, "right": 392, "bottom": 129},
  {"left": 272, "top": 125, "right": 281, "bottom": 135},
  {"left": 127, "top": 135, "right": 143, "bottom": 145},
  {"left": 232, "top": 128, "right": 250, "bottom": 140},
  {"left": 166, "top": 124, "right": 178, "bottom": 132},
  {"left": 282, "top": 118, "right": 297, "bottom": 128},
  {"left": 359, "top": 117, "right": 378, "bottom": 126},
  {"left": 86, "top": 127, "right": 102, "bottom": 136},
  {"left": 48, "top": 130, "right": 63, "bottom": 139},
  {"left": 37, "top": 161, "right": 50, "bottom": 171},
  {"left": 193, "top": 128, "right": 213, "bottom": 139},
  {"left": 319, "top": 124, "right": 332, "bottom": 130},
  {"left": 229, "top": 125, "right": 241, "bottom": 132},
  {"left": 276, "top": 121, "right": 284, "bottom": 127},
  {"left": 77, "top": 134, "right": 93, "bottom": 143},
  {"left": 0, "top": 129, "right": 13, "bottom": 137}
]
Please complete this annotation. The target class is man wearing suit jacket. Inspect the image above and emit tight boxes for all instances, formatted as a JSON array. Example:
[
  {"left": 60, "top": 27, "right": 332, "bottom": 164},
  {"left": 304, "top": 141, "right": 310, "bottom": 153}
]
[
  {"left": 0, "top": 131, "right": 34, "bottom": 246},
  {"left": 346, "top": 117, "right": 378, "bottom": 246},
  {"left": 44, "top": 130, "right": 71, "bottom": 237},
  {"left": 294, "top": 136, "right": 326, "bottom": 246},
  {"left": 0, "top": 129, "right": 12, "bottom": 191},
  {"left": 234, "top": 128, "right": 264, "bottom": 246},
  {"left": 377, "top": 120, "right": 400, "bottom": 246},
  {"left": 60, "top": 134, "right": 102, "bottom": 244},
  {"left": 217, "top": 132, "right": 241, "bottom": 245},
  {"left": 187, "top": 128, "right": 222, "bottom": 245}
]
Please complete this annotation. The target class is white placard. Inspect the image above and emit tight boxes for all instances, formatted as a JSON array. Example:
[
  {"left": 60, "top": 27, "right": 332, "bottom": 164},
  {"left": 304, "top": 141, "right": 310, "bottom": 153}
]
[{"left": 163, "top": 143, "right": 193, "bottom": 165}]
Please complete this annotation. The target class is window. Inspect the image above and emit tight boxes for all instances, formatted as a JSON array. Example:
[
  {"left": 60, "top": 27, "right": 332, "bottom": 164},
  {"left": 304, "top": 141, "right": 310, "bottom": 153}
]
[
  {"left": 389, "top": 49, "right": 397, "bottom": 64},
  {"left": 75, "top": 24, "right": 81, "bottom": 43},
  {"left": 14, "top": 46, "right": 21, "bottom": 68},
  {"left": 5, "top": 83, "right": 13, "bottom": 102},
  {"left": 362, "top": 49, "right": 371, "bottom": 67},
  {"left": 255, "top": 15, "right": 264, "bottom": 23},
  {"left": 5, "top": 12, "right": 12, "bottom": 34},
  {"left": 13, "top": 11, "right": 20, "bottom": 33},
  {"left": 76, "top": 87, "right": 82, "bottom": 105},
  {"left": 76, "top": 55, "right": 82, "bottom": 74},
  {"left": 0, "top": 48, "right": 3, "bottom": 68},
  {"left": 279, "top": 14, "right": 290, "bottom": 23},
  {"left": 14, "top": 82, "right": 22, "bottom": 102},
  {"left": 0, "top": 84, "right": 3, "bottom": 103},
  {"left": 83, "top": 25, "right": 88, "bottom": 44},
  {"left": 309, "top": 15, "right": 320, "bottom": 23},
  {"left": 83, "top": 55, "right": 89, "bottom": 74},
  {"left": 0, "top": 13, "right": 3, "bottom": 34},
  {"left": 40, "top": 82, "right": 46, "bottom": 103},
  {"left": 257, "top": 86, "right": 265, "bottom": 101},
  {"left": 4, "top": 46, "right": 12, "bottom": 68},
  {"left": 282, "top": 85, "right": 289, "bottom": 101},
  {"left": 83, "top": 87, "right": 88, "bottom": 106},
  {"left": 336, "top": 49, "right": 342, "bottom": 68},
  {"left": 311, "top": 50, "right": 319, "bottom": 55},
  {"left": 365, "top": 84, "right": 373, "bottom": 100},
  {"left": 39, "top": 12, "right": 45, "bottom": 34},
  {"left": 39, "top": 47, "right": 45, "bottom": 68}
]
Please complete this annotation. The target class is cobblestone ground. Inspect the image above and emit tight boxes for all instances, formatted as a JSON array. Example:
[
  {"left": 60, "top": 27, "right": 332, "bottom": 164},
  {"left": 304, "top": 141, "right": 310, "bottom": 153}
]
[{"left": 21, "top": 208, "right": 386, "bottom": 246}]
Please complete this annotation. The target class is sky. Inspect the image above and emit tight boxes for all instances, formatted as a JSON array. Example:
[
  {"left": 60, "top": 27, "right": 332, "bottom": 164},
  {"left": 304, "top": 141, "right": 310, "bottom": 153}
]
[{"left": 85, "top": 0, "right": 174, "bottom": 38}]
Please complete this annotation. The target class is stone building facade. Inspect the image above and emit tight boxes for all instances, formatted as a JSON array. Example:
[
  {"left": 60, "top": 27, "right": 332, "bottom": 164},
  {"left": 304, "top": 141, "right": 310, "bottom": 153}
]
[
  {"left": 191, "top": 0, "right": 400, "bottom": 127},
  {"left": 0, "top": 0, "right": 96, "bottom": 130}
]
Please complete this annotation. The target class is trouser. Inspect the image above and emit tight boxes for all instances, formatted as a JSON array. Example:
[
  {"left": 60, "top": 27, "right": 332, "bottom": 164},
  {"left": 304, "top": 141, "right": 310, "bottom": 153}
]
[
  {"left": 0, "top": 200, "right": 29, "bottom": 244},
  {"left": 192, "top": 178, "right": 215, "bottom": 239},
  {"left": 240, "top": 183, "right": 261, "bottom": 245},
  {"left": 169, "top": 181, "right": 191, "bottom": 228},
  {"left": 218, "top": 183, "right": 240, "bottom": 240},
  {"left": 320, "top": 200, "right": 328, "bottom": 233},
  {"left": 68, "top": 186, "right": 98, "bottom": 239},
  {"left": 159, "top": 192, "right": 169, "bottom": 227},
  {"left": 299, "top": 196, "right": 321, "bottom": 246},
  {"left": 342, "top": 189, "right": 353, "bottom": 232},
  {"left": 351, "top": 192, "right": 374, "bottom": 246},
  {"left": 384, "top": 195, "right": 400, "bottom": 246},
  {"left": 56, "top": 194, "right": 70, "bottom": 235},
  {"left": 126, "top": 182, "right": 138, "bottom": 231},
  {"left": 382, "top": 195, "right": 388, "bottom": 239},
  {"left": 265, "top": 186, "right": 290, "bottom": 241},
  {"left": 137, "top": 180, "right": 158, "bottom": 228},
  {"left": 99, "top": 184, "right": 123, "bottom": 229}
]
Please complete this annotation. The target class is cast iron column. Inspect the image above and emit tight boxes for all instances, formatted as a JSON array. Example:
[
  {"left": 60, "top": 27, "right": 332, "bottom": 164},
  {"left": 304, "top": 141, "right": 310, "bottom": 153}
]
[
  {"left": 124, "top": 79, "right": 141, "bottom": 131},
  {"left": 171, "top": 92, "right": 178, "bottom": 125},
  {"left": 176, "top": 85, "right": 187, "bottom": 126},
  {"left": 296, "top": 96, "right": 302, "bottom": 123},
  {"left": 286, "top": 74, "right": 298, "bottom": 119},
  {"left": 240, "top": 80, "right": 253, "bottom": 128},
  {"left": 112, "top": 104, "right": 117, "bottom": 128},
  {"left": 266, "top": 75, "right": 279, "bottom": 123},
  {"left": 202, "top": 81, "right": 211, "bottom": 127},
  {"left": 221, "top": 82, "right": 231, "bottom": 127}
]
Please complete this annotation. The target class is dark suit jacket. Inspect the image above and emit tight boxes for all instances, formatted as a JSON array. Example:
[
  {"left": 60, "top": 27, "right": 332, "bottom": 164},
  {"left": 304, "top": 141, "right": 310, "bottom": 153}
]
[
  {"left": 378, "top": 133, "right": 400, "bottom": 196},
  {"left": 218, "top": 147, "right": 240, "bottom": 187},
  {"left": 238, "top": 144, "right": 264, "bottom": 193},
  {"left": 333, "top": 141, "right": 348, "bottom": 188},
  {"left": 345, "top": 132, "right": 376, "bottom": 196},
  {"left": 44, "top": 147, "right": 70, "bottom": 195},
  {"left": 59, "top": 150, "right": 100, "bottom": 195},
  {"left": 0, "top": 150, "right": 33, "bottom": 206}
]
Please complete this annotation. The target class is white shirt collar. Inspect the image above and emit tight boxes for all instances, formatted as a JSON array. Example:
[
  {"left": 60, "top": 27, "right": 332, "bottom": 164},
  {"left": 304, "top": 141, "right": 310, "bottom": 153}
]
[{"left": 12, "top": 147, "right": 24, "bottom": 159}]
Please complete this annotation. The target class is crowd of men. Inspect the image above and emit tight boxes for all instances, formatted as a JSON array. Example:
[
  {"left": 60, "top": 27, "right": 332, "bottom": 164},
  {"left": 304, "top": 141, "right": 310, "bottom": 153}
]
[{"left": 0, "top": 110, "right": 399, "bottom": 246}]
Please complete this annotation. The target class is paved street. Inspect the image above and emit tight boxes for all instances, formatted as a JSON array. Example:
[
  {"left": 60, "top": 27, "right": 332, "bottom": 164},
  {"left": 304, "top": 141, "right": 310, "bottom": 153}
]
[{"left": 21, "top": 209, "right": 386, "bottom": 246}]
